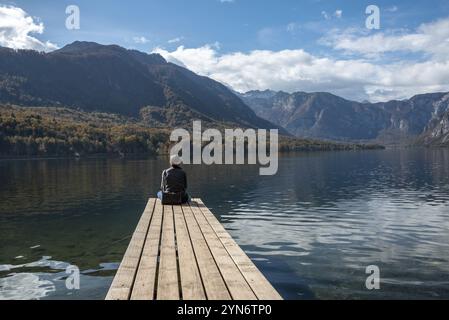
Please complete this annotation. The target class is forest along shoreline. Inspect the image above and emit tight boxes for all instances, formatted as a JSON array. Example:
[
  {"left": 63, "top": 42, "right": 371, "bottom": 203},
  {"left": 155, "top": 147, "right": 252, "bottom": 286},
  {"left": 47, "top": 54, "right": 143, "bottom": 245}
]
[{"left": 0, "top": 105, "right": 385, "bottom": 159}]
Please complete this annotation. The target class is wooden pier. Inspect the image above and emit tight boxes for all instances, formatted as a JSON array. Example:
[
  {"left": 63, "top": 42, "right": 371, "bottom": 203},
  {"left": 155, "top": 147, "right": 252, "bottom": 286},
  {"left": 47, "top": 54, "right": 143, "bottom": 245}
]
[{"left": 106, "top": 198, "right": 282, "bottom": 300}]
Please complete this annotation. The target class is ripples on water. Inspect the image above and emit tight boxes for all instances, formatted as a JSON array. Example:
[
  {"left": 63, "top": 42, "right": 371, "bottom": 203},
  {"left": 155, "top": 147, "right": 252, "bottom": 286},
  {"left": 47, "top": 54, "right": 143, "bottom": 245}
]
[{"left": 1, "top": 149, "right": 449, "bottom": 299}]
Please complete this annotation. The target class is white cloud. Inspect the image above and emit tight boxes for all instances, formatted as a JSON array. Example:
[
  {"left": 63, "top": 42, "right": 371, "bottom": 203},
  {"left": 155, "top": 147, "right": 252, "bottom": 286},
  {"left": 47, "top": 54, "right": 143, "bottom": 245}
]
[
  {"left": 321, "top": 11, "right": 330, "bottom": 20},
  {"left": 386, "top": 5, "right": 398, "bottom": 12},
  {"left": 286, "top": 22, "right": 301, "bottom": 33},
  {"left": 334, "top": 10, "right": 343, "bottom": 19},
  {"left": 0, "top": 5, "right": 58, "bottom": 51},
  {"left": 133, "top": 36, "right": 150, "bottom": 44},
  {"left": 321, "top": 10, "right": 342, "bottom": 20},
  {"left": 168, "top": 37, "right": 184, "bottom": 44},
  {"left": 322, "top": 17, "right": 449, "bottom": 60},
  {"left": 153, "top": 40, "right": 449, "bottom": 102}
]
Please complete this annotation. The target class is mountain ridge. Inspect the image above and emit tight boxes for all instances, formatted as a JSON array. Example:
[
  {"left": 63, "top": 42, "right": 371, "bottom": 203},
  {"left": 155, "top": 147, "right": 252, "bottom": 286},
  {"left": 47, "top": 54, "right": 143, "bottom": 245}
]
[
  {"left": 0, "top": 41, "right": 288, "bottom": 134},
  {"left": 239, "top": 90, "right": 449, "bottom": 145}
]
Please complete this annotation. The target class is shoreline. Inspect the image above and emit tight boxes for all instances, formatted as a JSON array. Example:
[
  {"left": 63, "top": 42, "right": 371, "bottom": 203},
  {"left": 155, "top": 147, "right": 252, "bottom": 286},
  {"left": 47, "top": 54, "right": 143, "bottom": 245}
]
[{"left": 3, "top": 146, "right": 435, "bottom": 163}]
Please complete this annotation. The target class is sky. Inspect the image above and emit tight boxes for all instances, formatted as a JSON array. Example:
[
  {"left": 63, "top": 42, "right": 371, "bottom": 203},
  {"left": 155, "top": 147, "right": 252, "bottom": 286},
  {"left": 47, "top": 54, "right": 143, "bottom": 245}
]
[{"left": 1, "top": 0, "right": 449, "bottom": 102}]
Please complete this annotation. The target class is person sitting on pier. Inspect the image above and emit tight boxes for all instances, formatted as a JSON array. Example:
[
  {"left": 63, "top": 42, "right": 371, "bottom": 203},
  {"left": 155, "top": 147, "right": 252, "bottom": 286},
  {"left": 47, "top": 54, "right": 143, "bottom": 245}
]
[{"left": 157, "top": 155, "right": 190, "bottom": 204}]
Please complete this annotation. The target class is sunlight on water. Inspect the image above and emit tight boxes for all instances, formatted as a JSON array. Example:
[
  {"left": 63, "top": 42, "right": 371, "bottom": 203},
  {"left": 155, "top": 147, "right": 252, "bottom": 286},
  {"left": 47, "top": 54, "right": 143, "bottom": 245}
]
[
  {"left": 0, "top": 256, "right": 116, "bottom": 300},
  {"left": 0, "top": 273, "right": 55, "bottom": 300}
]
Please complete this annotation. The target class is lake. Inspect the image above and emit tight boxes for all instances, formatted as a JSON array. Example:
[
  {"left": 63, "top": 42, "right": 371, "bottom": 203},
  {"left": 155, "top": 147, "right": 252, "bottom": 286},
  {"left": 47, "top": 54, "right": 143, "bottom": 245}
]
[{"left": 1, "top": 148, "right": 449, "bottom": 300}]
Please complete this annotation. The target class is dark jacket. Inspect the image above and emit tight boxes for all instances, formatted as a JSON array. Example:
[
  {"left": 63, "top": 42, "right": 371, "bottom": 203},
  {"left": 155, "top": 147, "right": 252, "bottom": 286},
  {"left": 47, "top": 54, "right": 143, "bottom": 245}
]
[{"left": 161, "top": 165, "right": 187, "bottom": 194}]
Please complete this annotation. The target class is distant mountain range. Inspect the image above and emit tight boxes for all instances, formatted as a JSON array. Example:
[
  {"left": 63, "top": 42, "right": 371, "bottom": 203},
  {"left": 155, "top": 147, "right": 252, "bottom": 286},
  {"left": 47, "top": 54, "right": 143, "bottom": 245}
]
[
  {"left": 1, "top": 41, "right": 448, "bottom": 147},
  {"left": 0, "top": 41, "right": 286, "bottom": 133},
  {"left": 239, "top": 90, "right": 449, "bottom": 146}
]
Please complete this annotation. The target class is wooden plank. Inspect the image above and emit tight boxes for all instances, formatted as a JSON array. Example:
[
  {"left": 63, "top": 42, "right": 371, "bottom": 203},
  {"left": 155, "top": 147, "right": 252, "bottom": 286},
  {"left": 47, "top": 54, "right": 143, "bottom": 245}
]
[
  {"left": 193, "top": 199, "right": 283, "bottom": 300},
  {"left": 156, "top": 205, "right": 180, "bottom": 300},
  {"left": 130, "top": 199, "right": 164, "bottom": 300},
  {"left": 173, "top": 205, "right": 206, "bottom": 300},
  {"left": 181, "top": 203, "right": 231, "bottom": 300},
  {"left": 107, "top": 198, "right": 281, "bottom": 301},
  {"left": 106, "top": 198, "right": 156, "bottom": 300},
  {"left": 189, "top": 202, "right": 257, "bottom": 300}
]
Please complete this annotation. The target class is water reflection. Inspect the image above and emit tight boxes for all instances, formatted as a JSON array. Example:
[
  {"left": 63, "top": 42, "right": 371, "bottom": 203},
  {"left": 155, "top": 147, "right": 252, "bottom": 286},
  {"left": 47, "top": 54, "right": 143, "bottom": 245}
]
[{"left": 1, "top": 149, "right": 449, "bottom": 299}]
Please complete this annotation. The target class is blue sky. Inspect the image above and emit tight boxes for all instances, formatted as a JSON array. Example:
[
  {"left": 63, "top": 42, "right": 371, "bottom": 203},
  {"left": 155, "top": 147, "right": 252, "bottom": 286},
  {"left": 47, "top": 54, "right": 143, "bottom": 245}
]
[
  {"left": 3, "top": 0, "right": 449, "bottom": 53},
  {"left": 2, "top": 0, "right": 449, "bottom": 101}
]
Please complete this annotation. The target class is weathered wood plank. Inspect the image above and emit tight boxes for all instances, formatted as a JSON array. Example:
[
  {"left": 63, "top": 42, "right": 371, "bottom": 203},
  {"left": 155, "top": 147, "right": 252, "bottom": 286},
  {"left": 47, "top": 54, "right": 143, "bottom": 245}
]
[
  {"left": 173, "top": 205, "right": 206, "bottom": 300},
  {"left": 107, "top": 198, "right": 282, "bottom": 301},
  {"left": 106, "top": 198, "right": 156, "bottom": 300},
  {"left": 189, "top": 202, "right": 257, "bottom": 300},
  {"left": 157, "top": 205, "right": 180, "bottom": 300},
  {"left": 193, "top": 199, "right": 283, "bottom": 300},
  {"left": 130, "top": 200, "right": 164, "bottom": 300},
  {"left": 181, "top": 203, "right": 231, "bottom": 300}
]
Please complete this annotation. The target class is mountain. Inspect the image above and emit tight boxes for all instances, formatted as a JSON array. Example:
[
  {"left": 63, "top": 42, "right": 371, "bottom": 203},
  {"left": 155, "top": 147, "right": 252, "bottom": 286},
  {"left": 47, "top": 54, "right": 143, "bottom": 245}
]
[
  {"left": 240, "top": 90, "right": 449, "bottom": 144},
  {"left": 0, "top": 41, "right": 286, "bottom": 133},
  {"left": 420, "top": 108, "right": 449, "bottom": 146}
]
